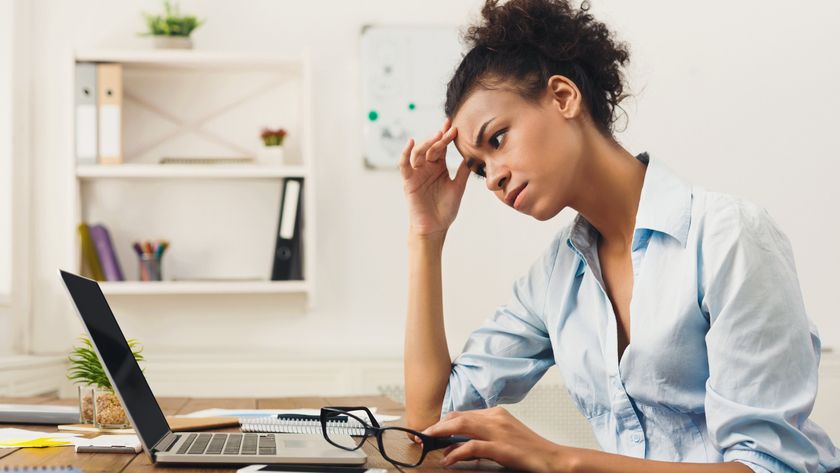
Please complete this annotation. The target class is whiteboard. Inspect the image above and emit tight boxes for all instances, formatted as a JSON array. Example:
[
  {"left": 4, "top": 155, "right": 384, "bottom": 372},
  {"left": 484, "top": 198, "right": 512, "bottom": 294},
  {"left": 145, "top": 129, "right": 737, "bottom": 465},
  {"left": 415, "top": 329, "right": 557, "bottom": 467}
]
[{"left": 360, "top": 25, "right": 465, "bottom": 169}]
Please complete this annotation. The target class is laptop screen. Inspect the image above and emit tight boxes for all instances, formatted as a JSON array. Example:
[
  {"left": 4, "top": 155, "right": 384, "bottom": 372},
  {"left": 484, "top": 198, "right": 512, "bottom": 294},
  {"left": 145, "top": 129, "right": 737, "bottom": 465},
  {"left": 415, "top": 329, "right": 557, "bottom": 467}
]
[{"left": 60, "top": 270, "right": 169, "bottom": 452}]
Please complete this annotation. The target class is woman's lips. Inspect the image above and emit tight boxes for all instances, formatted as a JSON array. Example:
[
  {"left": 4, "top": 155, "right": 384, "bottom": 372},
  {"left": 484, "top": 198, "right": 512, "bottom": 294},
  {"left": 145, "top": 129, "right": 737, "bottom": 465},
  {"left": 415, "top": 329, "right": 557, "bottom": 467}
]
[{"left": 504, "top": 183, "right": 527, "bottom": 209}]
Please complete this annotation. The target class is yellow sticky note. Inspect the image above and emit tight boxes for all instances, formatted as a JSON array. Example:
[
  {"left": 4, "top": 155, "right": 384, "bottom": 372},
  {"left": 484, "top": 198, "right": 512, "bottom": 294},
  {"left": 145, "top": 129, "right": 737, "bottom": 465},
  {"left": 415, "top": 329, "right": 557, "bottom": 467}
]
[{"left": 0, "top": 437, "right": 73, "bottom": 448}]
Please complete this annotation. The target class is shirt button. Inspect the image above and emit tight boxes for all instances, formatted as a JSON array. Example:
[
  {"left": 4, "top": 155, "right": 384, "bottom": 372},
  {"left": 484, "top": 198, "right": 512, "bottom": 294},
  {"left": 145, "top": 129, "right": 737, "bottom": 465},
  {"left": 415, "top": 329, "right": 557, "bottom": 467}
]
[{"left": 632, "top": 433, "right": 642, "bottom": 443}]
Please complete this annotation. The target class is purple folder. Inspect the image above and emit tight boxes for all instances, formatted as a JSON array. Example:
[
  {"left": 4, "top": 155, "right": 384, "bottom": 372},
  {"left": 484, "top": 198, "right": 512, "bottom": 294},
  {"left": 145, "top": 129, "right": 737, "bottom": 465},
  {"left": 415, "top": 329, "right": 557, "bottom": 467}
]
[{"left": 89, "top": 224, "right": 125, "bottom": 281}]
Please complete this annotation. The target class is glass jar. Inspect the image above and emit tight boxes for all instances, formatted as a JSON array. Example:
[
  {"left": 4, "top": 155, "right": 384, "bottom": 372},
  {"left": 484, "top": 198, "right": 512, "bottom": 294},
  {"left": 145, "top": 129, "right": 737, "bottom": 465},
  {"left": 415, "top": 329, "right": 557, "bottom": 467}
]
[
  {"left": 78, "top": 384, "right": 95, "bottom": 424},
  {"left": 93, "top": 386, "right": 130, "bottom": 429}
]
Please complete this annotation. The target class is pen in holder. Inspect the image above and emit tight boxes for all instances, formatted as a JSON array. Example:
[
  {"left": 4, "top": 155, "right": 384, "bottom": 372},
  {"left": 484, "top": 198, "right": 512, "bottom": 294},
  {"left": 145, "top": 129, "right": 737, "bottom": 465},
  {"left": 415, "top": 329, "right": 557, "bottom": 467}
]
[{"left": 133, "top": 240, "right": 168, "bottom": 282}]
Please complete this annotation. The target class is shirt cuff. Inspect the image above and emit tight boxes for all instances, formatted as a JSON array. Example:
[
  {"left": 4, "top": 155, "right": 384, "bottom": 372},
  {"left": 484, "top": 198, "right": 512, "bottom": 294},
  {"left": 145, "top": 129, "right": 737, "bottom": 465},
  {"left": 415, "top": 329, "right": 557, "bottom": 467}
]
[
  {"left": 441, "top": 376, "right": 489, "bottom": 418},
  {"left": 724, "top": 448, "right": 798, "bottom": 473}
]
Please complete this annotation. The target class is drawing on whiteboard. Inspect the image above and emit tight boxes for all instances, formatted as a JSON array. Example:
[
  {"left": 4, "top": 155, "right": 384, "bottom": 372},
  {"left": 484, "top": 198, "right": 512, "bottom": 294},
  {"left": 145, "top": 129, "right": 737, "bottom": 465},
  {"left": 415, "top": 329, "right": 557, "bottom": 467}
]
[{"left": 361, "top": 25, "right": 465, "bottom": 170}]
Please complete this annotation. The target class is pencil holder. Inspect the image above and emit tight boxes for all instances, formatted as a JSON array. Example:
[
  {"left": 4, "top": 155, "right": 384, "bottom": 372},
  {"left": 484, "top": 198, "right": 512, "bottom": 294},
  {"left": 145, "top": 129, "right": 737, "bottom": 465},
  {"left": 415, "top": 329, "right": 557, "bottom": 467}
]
[{"left": 138, "top": 255, "right": 162, "bottom": 281}]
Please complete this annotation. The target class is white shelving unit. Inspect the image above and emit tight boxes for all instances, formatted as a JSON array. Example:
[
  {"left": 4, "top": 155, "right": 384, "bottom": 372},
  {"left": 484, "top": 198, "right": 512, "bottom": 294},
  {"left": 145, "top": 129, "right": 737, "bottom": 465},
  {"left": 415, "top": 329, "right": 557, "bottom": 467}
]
[
  {"left": 98, "top": 280, "right": 310, "bottom": 296},
  {"left": 76, "top": 163, "right": 309, "bottom": 179},
  {"left": 67, "top": 49, "right": 315, "bottom": 302}
]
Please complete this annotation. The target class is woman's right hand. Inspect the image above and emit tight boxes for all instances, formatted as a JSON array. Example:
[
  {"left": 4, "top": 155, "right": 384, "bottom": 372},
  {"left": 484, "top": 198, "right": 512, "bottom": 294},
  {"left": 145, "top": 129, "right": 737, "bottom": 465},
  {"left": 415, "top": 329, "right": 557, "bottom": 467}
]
[{"left": 400, "top": 118, "right": 471, "bottom": 238}]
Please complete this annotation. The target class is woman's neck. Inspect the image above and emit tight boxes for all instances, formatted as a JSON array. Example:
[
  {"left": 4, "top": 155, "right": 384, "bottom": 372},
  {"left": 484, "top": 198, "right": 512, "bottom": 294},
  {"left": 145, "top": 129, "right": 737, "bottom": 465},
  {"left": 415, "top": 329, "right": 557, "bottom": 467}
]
[{"left": 568, "top": 130, "right": 647, "bottom": 249}]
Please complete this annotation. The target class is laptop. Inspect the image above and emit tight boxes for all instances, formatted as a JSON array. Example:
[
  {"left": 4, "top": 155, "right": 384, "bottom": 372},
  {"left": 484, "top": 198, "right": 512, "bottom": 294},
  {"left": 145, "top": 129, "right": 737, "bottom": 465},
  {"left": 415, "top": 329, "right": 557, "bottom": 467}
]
[{"left": 59, "top": 269, "right": 367, "bottom": 466}]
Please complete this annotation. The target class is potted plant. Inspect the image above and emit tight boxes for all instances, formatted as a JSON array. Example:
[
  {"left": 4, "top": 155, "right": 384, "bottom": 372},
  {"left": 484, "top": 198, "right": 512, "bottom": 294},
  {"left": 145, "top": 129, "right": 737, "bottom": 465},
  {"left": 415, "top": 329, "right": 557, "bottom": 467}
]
[
  {"left": 259, "top": 127, "right": 288, "bottom": 164},
  {"left": 67, "top": 336, "right": 144, "bottom": 428},
  {"left": 141, "top": 0, "right": 205, "bottom": 49}
]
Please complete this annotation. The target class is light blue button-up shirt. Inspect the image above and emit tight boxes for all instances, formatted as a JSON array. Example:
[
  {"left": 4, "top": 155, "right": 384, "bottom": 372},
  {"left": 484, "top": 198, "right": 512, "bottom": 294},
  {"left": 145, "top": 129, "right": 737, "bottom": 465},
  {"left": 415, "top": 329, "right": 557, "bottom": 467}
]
[{"left": 443, "top": 154, "right": 839, "bottom": 472}]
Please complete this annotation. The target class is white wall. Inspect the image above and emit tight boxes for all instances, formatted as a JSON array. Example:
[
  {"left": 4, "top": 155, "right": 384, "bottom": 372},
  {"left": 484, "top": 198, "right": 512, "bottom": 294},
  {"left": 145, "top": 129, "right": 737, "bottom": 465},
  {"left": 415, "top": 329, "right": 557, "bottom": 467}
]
[{"left": 18, "top": 0, "right": 840, "bottom": 379}]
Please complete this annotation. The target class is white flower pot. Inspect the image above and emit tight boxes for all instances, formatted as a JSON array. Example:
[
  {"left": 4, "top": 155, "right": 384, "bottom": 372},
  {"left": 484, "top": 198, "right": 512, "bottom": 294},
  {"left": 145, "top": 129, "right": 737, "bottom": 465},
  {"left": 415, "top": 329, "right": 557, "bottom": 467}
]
[
  {"left": 258, "top": 146, "right": 285, "bottom": 165},
  {"left": 153, "top": 36, "right": 193, "bottom": 49}
]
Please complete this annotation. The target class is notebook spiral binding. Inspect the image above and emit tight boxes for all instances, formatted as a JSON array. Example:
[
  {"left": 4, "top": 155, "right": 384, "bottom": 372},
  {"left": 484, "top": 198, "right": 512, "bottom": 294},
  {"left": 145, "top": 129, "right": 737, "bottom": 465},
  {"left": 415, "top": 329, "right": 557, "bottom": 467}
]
[
  {"left": 239, "top": 416, "right": 366, "bottom": 435},
  {"left": 1, "top": 467, "right": 83, "bottom": 472}
]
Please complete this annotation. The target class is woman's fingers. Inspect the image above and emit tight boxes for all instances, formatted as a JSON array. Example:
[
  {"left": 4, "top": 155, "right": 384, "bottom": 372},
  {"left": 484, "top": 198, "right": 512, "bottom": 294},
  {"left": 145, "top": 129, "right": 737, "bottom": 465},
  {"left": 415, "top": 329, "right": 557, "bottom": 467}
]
[
  {"left": 410, "top": 131, "right": 442, "bottom": 168},
  {"left": 439, "top": 117, "right": 452, "bottom": 134},
  {"left": 399, "top": 138, "right": 415, "bottom": 178},
  {"left": 423, "top": 412, "right": 484, "bottom": 439},
  {"left": 440, "top": 440, "right": 493, "bottom": 467},
  {"left": 426, "top": 127, "right": 457, "bottom": 163},
  {"left": 453, "top": 159, "right": 470, "bottom": 189}
]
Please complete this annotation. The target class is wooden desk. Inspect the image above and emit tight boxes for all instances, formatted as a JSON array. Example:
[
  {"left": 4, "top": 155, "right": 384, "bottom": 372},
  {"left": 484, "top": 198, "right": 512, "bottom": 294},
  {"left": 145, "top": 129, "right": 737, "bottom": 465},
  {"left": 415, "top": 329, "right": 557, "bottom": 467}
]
[{"left": 0, "top": 395, "right": 501, "bottom": 472}]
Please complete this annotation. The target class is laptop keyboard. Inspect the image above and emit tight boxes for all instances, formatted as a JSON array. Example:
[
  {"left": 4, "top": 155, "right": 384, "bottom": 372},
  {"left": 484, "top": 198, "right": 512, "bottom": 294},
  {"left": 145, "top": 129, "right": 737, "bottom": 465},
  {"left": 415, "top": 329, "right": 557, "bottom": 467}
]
[{"left": 174, "top": 433, "right": 277, "bottom": 456}]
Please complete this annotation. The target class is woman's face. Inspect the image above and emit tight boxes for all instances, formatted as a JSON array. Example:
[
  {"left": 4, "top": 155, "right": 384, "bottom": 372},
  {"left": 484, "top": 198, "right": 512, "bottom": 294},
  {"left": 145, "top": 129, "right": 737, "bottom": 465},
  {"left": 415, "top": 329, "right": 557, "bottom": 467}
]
[{"left": 451, "top": 83, "right": 584, "bottom": 221}]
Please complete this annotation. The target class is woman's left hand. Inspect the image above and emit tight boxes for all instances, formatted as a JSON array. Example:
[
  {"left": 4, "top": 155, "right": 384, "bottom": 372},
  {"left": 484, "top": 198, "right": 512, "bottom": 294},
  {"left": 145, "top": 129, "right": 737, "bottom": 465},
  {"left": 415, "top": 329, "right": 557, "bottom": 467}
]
[{"left": 422, "top": 406, "right": 575, "bottom": 473}]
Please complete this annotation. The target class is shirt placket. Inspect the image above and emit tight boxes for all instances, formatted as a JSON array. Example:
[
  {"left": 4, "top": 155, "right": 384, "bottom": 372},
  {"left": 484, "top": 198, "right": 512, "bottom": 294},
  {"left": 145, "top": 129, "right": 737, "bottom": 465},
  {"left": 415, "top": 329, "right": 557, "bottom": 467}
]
[{"left": 578, "top": 238, "right": 647, "bottom": 458}]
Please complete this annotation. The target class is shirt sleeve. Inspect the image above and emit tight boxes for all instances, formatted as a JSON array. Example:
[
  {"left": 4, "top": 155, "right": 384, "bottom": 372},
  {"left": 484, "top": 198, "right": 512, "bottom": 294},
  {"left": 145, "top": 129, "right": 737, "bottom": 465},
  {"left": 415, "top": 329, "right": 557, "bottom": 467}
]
[
  {"left": 442, "top": 235, "right": 560, "bottom": 416},
  {"left": 700, "top": 198, "right": 823, "bottom": 473}
]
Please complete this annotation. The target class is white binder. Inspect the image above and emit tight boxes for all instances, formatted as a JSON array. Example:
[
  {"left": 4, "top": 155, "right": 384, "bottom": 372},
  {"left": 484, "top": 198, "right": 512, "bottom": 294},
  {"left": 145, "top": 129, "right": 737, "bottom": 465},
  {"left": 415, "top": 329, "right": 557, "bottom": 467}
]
[
  {"left": 97, "top": 63, "right": 123, "bottom": 164},
  {"left": 74, "top": 63, "right": 97, "bottom": 165}
]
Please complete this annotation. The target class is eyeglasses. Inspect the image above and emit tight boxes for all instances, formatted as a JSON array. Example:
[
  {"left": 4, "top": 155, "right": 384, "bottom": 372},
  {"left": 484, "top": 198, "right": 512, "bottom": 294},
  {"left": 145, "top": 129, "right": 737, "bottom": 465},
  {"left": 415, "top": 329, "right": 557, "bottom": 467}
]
[{"left": 319, "top": 406, "right": 469, "bottom": 468}]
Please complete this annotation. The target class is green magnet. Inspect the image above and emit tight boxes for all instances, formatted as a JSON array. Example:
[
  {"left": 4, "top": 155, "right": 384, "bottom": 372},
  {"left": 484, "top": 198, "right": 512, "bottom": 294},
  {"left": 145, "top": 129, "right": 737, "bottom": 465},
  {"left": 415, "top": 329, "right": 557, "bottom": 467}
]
[
  {"left": 368, "top": 110, "right": 379, "bottom": 121},
  {"left": 408, "top": 102, "right": 416, "bottom": 110}
]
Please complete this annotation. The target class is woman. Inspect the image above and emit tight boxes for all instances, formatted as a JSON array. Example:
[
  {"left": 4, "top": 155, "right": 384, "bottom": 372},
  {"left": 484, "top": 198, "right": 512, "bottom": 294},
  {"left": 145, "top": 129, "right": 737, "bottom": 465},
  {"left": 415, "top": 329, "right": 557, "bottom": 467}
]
[{"left": 399, "top": 0, "right": 839, "bottom": 472}]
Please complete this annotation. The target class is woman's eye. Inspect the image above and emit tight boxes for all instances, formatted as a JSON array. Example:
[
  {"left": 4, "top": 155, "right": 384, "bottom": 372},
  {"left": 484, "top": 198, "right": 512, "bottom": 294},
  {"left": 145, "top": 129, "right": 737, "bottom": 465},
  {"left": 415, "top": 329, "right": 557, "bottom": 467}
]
[
  {"left": 473, "top": 163, "right": 486, "bottom": 180},
  {"left": 489, "top": 130, "right": 507, "bottom": 149}
]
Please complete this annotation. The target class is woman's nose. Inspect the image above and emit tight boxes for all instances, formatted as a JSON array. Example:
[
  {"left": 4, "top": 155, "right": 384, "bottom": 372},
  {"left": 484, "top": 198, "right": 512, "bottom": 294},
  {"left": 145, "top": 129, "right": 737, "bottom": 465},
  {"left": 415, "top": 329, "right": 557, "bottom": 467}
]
[{"left": 486, "top": 167, "right": 509, "bottom": 192}]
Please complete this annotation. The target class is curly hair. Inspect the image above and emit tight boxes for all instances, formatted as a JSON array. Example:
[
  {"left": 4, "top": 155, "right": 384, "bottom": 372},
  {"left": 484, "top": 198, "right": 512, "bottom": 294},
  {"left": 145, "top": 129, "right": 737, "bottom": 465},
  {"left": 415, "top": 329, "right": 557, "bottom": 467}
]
[{"left": 444, "top": 0, "right": 630, "bottom": 137}]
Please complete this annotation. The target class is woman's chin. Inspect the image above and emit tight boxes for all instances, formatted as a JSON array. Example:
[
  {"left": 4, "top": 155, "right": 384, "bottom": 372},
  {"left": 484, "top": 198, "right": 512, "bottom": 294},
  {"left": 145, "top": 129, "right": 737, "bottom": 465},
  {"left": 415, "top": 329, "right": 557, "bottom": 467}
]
[{"left": 528, "top": 202, "right": 564, "bottom": 221}]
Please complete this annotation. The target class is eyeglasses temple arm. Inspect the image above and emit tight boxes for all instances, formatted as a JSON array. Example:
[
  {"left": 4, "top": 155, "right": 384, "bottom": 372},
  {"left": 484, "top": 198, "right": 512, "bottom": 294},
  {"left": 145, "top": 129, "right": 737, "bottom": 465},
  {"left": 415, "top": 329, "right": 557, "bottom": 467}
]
[{"left": 424, "top": 435, "right": 471, "bottom": 451}]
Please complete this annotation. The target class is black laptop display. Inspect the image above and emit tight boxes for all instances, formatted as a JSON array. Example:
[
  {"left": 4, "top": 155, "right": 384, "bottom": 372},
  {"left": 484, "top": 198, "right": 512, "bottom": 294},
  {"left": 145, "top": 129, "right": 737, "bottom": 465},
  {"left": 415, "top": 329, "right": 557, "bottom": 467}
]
[{"left": 60, "top": 270, "right": 170, "bottom": 454}]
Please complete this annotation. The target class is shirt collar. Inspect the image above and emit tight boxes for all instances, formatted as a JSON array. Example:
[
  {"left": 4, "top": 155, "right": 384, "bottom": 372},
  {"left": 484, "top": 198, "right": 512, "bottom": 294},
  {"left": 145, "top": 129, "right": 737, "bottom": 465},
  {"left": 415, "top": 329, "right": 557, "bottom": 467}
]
[
  {"left": 567, "top": 153, "right": 693, "bottom": 277},
  {"left": 633, "top": 154, "right": 692, "bottom": 248}
]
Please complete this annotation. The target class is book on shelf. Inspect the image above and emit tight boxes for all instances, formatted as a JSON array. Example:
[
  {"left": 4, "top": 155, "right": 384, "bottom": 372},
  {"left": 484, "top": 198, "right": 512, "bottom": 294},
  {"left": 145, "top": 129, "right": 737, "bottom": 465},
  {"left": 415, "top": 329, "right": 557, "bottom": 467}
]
[
  {"left": 89, "top": 224, "right": 124, "bottom": 281},
  {"left": 77, "top": 223, "right": 123, "bottom": 282},
  {"left": 159, "top": 156, "right": 255, "bottom": 165},
  {"left": 77, "top": 223, "right": 104, "bottom": 281}
]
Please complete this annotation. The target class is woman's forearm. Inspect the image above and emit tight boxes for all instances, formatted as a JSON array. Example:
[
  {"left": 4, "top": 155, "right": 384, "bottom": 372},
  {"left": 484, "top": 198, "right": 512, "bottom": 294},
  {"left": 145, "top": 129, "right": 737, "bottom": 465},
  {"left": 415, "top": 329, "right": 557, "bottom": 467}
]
[
  {"left": 403, "top": 231, "right": 453, "bottom": 431},
  {"left": 564, "top": 447, "right": 753, "bottom": 473}
]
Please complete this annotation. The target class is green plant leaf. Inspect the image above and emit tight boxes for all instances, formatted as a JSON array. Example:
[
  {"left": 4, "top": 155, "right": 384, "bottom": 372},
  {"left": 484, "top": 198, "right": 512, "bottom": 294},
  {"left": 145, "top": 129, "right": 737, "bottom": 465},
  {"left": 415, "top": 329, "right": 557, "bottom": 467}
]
[{"left": 67, "top": 335, "right": 145, "bottom": 388}]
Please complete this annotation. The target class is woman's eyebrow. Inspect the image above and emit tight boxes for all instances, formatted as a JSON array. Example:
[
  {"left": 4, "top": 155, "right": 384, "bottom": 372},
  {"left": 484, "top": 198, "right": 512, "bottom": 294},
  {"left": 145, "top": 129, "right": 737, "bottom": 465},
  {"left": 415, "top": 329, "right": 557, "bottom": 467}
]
[{"left": 474, "top": 117, "right": 496, "bottom": 147}]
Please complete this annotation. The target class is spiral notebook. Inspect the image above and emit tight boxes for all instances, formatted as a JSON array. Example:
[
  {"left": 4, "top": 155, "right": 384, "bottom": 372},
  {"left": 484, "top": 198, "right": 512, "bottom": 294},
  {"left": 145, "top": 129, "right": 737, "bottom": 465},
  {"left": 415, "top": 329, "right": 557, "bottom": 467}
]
[
  {"left": 239, "top": 414, "right": 366, "bottom": 435},
  {"left": 0, "top": 468, "right": 83, "bottom": 473}
]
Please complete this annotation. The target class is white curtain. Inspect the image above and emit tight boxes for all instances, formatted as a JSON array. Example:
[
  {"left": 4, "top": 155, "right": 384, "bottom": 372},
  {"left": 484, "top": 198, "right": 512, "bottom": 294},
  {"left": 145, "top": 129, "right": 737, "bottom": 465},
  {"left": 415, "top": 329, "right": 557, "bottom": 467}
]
[{"left": 0, "top": 0, "right": 13, "bottom": 304}]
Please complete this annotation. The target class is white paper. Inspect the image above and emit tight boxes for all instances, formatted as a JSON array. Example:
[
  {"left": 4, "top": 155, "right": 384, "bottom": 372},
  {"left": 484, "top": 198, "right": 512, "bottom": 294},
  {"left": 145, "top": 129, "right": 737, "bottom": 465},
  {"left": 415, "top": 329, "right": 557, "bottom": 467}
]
[
  {"left": 71, "top": 434, "right": 140, "bottom": 448},
  {"left": 0, "top": 428, "right": 80, "bottom": 448}
]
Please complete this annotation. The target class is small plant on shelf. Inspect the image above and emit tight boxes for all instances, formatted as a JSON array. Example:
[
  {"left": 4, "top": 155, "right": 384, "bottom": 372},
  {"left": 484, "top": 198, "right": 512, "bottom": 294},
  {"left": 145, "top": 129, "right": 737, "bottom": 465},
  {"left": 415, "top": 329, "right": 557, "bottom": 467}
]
[
  {"left": 258, "top": 127, "right": 288, "bottom": 164},
  {"left": 261, "top": 128, "right": 288, "bottom": 147},
  {"left": 68, "top": 336, "right": 144, "bottom": 428},
  {"left": 141, "top": 0, "right": 205, "bottom": 49}
]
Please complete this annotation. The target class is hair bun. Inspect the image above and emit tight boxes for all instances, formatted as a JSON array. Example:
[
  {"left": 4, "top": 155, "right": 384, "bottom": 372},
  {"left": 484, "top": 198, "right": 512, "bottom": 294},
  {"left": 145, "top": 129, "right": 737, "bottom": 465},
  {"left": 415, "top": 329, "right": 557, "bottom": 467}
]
[{"left": 447, "top": 0, "right": 630, "bottom": 135}]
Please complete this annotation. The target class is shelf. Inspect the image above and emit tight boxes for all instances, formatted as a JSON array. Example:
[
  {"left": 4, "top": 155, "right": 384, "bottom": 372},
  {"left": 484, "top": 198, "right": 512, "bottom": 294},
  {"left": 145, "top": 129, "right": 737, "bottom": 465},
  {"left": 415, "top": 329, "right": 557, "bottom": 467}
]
[
  {"left": 74, "top": 49, "right": 305, "bottom": 71},
  {"left": 76, "top": 164, "right": 309, "bottom": 179},
  {"left": 98, "top": 280, "right": 310, "bottom": 296}
]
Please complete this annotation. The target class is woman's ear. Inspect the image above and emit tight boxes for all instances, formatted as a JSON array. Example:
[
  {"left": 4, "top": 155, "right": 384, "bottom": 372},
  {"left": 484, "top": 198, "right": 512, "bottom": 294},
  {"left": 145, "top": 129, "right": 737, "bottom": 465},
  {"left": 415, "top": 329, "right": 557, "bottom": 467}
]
[{"left": 547, "top": 75, "right": 582, "bottom": 119}]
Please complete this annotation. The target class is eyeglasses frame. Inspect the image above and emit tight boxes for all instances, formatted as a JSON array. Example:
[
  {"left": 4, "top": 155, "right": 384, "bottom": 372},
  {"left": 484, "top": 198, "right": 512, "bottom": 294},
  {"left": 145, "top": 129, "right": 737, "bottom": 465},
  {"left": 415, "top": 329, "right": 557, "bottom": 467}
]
[{"left": 320, "top": 406, "right": 468, "bottom": 468}]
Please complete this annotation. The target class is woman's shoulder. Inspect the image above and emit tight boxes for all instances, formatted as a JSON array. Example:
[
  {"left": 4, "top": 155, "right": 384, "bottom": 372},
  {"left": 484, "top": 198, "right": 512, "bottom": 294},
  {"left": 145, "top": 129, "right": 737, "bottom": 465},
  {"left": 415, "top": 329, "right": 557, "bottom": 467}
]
[
  {"left": 530, "top": 220, "right": 582, "bottom": 278},
  {"left": 691, "top": 188, "right": 791, "bottom": 254}
]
